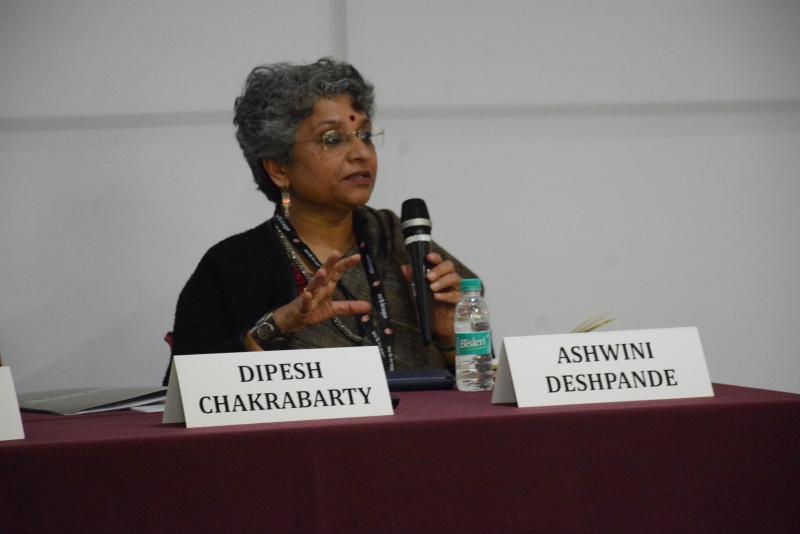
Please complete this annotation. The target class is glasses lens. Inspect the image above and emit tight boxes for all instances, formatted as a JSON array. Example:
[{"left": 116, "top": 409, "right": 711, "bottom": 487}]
[
  {"left": 369, "top": 129, "right": 384, "bottom": 148},
  {"left": 321, "top": 130, "right": 347, "bottom": 152}
]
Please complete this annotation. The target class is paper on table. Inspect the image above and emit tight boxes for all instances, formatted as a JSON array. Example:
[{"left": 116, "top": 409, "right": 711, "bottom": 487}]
[
  {"left": 18, "top": 387, "right": 166, "bottom": 415},
  {"left": 131, "top": 404, "right": 165, "bottom": 413}
]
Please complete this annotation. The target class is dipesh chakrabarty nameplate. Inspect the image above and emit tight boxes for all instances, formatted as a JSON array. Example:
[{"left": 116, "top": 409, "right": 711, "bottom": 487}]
[
  {"left": 492, "top": 327, "right": 713, "bottom": 407},
  {"left": 163, "top": 346, "right": 393, "bottom": 428}
]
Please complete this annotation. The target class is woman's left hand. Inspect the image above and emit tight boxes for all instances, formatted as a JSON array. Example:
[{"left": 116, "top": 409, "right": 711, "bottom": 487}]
[{"left": 402, "top": 252, "right": 461, "bottom": 345}]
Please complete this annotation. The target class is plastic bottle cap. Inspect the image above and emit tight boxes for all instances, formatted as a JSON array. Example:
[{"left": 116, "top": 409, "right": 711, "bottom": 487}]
[{"left": 460, "top": 278, "right": 482, "bottom": 293}]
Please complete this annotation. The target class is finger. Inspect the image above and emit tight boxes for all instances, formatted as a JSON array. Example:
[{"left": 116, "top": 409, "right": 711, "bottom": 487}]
[
  {"left": 321, "top": 250, "right": 342, "bottom": 273},
  {"left": 426, "top": 252, "right": 443, "bottom": 265},
  {"left": 330, "top": 300, "right": 372, "bottom": 317},
  {"left": 297, "top": 289, "right": 314, "bottom": 313},
  {"left": 316, "top": 252, "right": 342, "bottom": 288},
  {"left": 281, "top": 291, "right": 313, "bottom": 332},
  {"left": 305, "top": 267, "right": 329, "bottom": 295},
  {"left": 400, "top": 264, "right": 411, "bottom": 282},
  {"left": 430, "top": 271, "right": 460, "bottom": 292},
  {"left": 427, "top": 259, "right": 454, "bottom": 279},
  {"left": 427, "top": 260, "right": 456, "bottom": 284},
  {"left": 329, "top": 254, "right": 361, "bottom": 284},
  {"left": 433, "top": 291, "right": 461, "bottom": 304}
]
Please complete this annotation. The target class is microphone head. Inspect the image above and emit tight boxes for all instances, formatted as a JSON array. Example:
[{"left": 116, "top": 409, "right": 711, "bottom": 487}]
[{"left": 401, "top": 198, "right": 431, "bottom": 237}]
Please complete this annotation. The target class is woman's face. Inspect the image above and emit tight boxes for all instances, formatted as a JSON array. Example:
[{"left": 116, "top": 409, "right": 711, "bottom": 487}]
[{"left": 272, "top": 95, "right": 378, "bottom": 218}]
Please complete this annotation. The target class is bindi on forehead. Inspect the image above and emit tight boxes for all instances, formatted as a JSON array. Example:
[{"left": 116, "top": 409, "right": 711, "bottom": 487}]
[{"left": 349, "top": 114, "right": 356, "bottom": 122}]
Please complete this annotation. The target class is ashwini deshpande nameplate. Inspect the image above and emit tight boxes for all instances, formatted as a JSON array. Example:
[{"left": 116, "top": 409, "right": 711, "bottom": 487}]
[
  {"left": 492, "top": 327, "right": 713, "bottom": 407},
  {"left": 163, "top": 346, "right": 393, "bottom": 428}
]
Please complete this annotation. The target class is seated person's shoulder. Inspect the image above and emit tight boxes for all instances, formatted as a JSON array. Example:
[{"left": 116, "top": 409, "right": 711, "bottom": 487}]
[
  {"left": 358, "top": 206, "right": 401, "bottom": 233},
  {"left": 203, "top": 220, "right": 274, "bottom": 264}
]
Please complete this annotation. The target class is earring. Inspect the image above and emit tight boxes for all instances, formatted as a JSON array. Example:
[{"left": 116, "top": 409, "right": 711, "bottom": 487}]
[{"left": 281, "top": 187, "right": 291, "bottom": 217}]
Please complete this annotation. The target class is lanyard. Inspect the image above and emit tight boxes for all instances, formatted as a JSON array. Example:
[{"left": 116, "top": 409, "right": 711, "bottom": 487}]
[{"left": 272, "top": 211, "right": 396, "bottom": 371}]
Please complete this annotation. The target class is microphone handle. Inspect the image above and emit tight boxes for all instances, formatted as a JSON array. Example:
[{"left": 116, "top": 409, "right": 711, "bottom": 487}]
[{"left": 408, "top": 239, "right": 434, "bottom": 345}]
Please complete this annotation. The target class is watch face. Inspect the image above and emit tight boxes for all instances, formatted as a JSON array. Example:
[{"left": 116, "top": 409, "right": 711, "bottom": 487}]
[{"left": 255, "top": 320, "right": 276, "bottom": 341}]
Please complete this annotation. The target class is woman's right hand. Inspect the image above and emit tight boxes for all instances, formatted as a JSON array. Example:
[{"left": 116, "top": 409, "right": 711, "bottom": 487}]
[{"left": 271, "top": 250, "right": 371, "bottom": 335}]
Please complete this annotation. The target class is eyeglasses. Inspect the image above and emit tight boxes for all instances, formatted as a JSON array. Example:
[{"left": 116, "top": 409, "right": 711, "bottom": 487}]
[{"left": 296, "top": 127, "right": 385, "bottom": 154}]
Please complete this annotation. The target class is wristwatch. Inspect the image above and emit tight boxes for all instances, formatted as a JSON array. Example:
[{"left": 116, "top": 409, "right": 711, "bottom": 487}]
[{"left": 251, "top": 311, "right": 291, "bottom": 349}]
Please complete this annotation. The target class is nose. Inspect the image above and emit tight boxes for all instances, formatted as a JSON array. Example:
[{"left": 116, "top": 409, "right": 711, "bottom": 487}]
[{"left": 346, "top": 133, "right": 372, "bottom": 161}]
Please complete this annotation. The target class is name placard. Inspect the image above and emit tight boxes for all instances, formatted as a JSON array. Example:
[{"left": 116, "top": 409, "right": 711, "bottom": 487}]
[
  {"left": 163, "top": 346, "right": 393, "bottom": 428},
  {"left": 492, "top": 327, "right": 713, "bottom": 407},
  {"left": 0, "top": 367, "right": 25, "bottom": 441}
]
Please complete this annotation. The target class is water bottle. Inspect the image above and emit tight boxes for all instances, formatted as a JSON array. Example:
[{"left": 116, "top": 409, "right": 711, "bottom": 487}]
[{"left": 455, "top": 278, "right": 493, "bottom": 391}]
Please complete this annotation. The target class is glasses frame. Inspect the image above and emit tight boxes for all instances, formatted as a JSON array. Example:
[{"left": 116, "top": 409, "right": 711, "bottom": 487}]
[{"left": 294, "top": 127, "right": 385, "bottom": 154}]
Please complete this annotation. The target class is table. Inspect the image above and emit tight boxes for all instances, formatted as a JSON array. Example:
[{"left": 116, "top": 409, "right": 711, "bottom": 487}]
[{"left": 1, "top": 384, "right": 799, "bottom": 533}]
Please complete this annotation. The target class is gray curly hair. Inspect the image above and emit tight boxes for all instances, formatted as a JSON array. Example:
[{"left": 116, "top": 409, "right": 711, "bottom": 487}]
[{"left": 233, "top": 57, "right": 376, "bottom": 202}]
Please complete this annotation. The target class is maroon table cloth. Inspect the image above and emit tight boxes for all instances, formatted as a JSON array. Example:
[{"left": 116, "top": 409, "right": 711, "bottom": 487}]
[{"left": 1, "top": 384, "right": 799, "bottom": 533}]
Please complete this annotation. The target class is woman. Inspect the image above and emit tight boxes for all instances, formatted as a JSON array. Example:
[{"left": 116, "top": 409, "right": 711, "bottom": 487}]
[{"left": 167, "top": 58, "right": 476, "bottom": 381}]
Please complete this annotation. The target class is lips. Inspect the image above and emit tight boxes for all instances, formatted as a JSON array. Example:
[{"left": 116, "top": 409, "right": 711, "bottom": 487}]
[{"left": 343, "top": 171, "right": 373, "bottom": 185}]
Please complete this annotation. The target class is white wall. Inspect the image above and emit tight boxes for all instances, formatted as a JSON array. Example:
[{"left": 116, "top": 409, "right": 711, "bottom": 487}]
[{"left": 1, "top": 0, "right": 799, "bottom": 394}]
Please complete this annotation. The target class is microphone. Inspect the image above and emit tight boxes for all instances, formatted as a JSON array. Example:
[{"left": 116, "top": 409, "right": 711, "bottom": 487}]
[{"left": 401, "top": 198, "right": 434, "bottom": 345}]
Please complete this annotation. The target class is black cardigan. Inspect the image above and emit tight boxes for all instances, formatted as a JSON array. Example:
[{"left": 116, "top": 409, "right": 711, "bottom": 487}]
[
  {"left": 173, "top": 220, "right": 295, "bottom": 355},
  {"left": 163, "top": 221, "right": 294, "bottom": 384}
]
